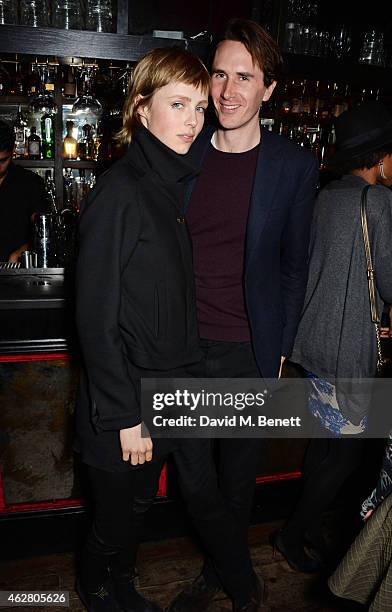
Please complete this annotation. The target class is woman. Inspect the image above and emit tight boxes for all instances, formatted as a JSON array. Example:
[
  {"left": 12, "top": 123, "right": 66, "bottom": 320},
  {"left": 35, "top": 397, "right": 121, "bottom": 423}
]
[
  {"left": 273, "top": 101, "right": 392, "bottom": 572},
  {"left": 74, "top": 47, "right": 209, "bottom": 611}
]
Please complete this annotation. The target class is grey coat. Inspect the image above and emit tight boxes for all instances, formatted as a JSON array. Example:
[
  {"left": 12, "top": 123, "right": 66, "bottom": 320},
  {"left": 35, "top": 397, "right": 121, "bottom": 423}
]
[{"left": 291, "top": 175, "right": 392, "bottom": 421}]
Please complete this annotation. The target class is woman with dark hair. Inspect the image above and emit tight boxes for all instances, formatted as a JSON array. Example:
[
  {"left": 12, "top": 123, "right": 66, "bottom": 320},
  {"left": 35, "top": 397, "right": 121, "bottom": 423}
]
[
  {"left": 74, "top": 47, "right": 209, "bottom": 612},
  {"left": 272, "top": 101, "right": 392, "bottom": 572}
]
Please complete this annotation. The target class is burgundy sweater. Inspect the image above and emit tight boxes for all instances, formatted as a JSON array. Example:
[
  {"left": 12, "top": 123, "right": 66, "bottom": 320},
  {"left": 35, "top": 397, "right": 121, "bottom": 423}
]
[{"left": 187, "top": 142, "right": 259, "bottom": 341}]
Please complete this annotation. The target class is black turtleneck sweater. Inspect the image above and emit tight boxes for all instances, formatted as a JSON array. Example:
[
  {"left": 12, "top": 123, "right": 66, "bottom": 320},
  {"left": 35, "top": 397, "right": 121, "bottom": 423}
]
[{"left": 75, "top": 126, "right": 202, "bottom": 470}]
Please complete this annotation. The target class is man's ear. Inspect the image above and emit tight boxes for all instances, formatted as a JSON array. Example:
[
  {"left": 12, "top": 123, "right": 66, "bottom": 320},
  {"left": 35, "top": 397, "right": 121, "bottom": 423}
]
[{"left": 262, "top": 80, "right": 277, "bottom": 102}]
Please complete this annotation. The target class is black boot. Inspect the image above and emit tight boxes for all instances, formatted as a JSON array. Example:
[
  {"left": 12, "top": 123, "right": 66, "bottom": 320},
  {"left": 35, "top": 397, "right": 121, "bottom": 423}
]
[
  {"left": 76, "top": 579, "right": 122, "bottom": 612},
  {"left": 232, "top": 574, "right": 266, "bottom": 611},
  {"left": 167, "top": 572, "right": 221, "bottom": 612},
  {"left": 112, "top": 573, "right": 163, "bottom": 612},
  {"left": 270, "top": 530, "right": 322, "bottom": 573}
]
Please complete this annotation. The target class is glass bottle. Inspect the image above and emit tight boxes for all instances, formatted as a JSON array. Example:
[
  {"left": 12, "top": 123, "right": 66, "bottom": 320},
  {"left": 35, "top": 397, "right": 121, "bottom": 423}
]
[
  {"left": 20, "top": 0, "right": 50, "bottom": 27},
  {"left": 27, "top": 61, "right": 41, "bottom": 97},
  {"left": 27, "top": 126, "right": 41, "bottom": 159},
  {"left": 63, "top": 120, "right": 78, "bottom": 160},
  {"left": 86, "top": 0, "right": 113, "bottom": 33},
  {"left": 41, "top": 110, "right": 55, "bottom": 159},
  {"left": 44, "top": 169, "right": 59, "bottom": 215},
  {"left": 78, "top": 123, "right": 94, "bottom": 160},
  {"left": 63, "top": 66, "right": 76, "bottom": 98},
  {"left": 53, "top": 0, "right": 83, "bottom": 30},
  {"left": 0, "top": 0, "right": 18, "bottom": 24},
  {"left": 14, "top": 106, "right": 28, "bottom": 159},
  {"left": 8, "top": 61, "right": 25, "bottom": 96}
]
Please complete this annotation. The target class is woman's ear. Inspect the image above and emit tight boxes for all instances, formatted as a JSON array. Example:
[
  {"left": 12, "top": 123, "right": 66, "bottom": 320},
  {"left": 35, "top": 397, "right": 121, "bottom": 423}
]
[{"left": 135, "top": 94, "right": 149, "bottom": 128}]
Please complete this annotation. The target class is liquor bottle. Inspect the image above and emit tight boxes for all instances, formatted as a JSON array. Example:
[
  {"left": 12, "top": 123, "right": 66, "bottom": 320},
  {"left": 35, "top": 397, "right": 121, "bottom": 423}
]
[
  {"left": 63, "top": 66, "right": 76, "bottom": 98},
  {"left": 27, "top": 61, "right": 41, "bottom": 97},
  {"left": 63, "top": 120, "right": 78, "bottom": 159},
  {"left": 14, "top": 106, "right": 28, "bottom": 158},
  {"left": 78, "top": 123, "right": 94, "bottom": 160},
  {"left": 8, "top": 61, "right": 25, "bottom": 96},
  {"left": 41, "top": 111, "right": 55, "bottom": 159},
  {"left": 27, "top": 126, "right": 41, "bottom": 159},
  {"left": 43, "top": 63, "right": 55, "bottom": 94}
]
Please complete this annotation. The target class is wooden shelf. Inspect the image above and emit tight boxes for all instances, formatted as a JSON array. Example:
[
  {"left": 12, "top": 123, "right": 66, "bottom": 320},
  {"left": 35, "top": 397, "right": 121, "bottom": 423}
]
[
  {"left": 0, "top": 25, "right": 209, "bottom": 62},
  {"left": 13, "top": 159, "right": 55, "bottom": 168}
]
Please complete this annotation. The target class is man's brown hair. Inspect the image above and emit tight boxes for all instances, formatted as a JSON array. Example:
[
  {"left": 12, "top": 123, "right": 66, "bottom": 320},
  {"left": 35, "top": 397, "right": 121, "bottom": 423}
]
[{"left": 219, "top": 18, "right": 282, "bottom": 87}]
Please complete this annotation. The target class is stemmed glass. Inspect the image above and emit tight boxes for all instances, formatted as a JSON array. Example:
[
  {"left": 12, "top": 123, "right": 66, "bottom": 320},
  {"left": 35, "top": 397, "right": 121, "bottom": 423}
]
[
  {"left": 110, "top": 64, "right": 133, "bottom": 118},
  {"left": 72, "top": 66, "right": 102, "bottom": 115}
]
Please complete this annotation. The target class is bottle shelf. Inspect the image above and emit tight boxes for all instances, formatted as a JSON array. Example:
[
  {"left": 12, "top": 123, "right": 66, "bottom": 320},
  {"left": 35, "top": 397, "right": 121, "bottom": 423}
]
[
  {"left": 62, "top": 160, "right": 98, "bottom": 169},
  {"left": 0, "top": 96, "right": 30, "bottom": 105},
  {"left": 13, "top": 159, "right": 55, "bottom": 168},
  {"left": 0, "top": 25, "right": 209, "bottom": 62},
  {"left": 283, "top": 53, "right": 392, "bottom": 89}
]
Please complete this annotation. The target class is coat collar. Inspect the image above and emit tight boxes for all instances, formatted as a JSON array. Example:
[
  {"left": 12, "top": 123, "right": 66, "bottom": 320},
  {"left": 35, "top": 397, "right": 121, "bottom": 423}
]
[{"left": 126, "top": 125, "right": 199, "bottom": 184}]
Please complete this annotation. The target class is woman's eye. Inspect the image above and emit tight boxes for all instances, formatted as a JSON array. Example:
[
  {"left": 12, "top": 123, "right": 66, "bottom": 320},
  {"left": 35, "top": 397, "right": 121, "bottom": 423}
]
[
  {"left": 196, "top": 106, "right": 206, "bottom": 114},
  {"left": 171, "top": 102, "right": 184, "bottom": 109}
]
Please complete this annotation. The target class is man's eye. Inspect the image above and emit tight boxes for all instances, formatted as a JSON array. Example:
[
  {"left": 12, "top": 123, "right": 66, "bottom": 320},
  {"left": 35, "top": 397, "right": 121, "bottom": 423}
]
[
  {"left": 239, "top": 75, "right": 249, "bottom": 81},
  {"left": 213, "top": 72, "right": 225, "bottom": 79},
  {"left": 171, "top": 102, "right": 184, "bottom": 109}
]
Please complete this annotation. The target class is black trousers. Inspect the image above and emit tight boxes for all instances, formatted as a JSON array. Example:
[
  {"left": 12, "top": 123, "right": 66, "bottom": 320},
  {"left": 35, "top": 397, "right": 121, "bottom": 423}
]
[
  {"left": 82, "top": 341, "right": 263, "bottom": 603},
  {"left": 282, "top": 417, "right": 365, "bottom": 548},
  {"left": 182, "top": 340, "right": 264, "bottom": 599}
]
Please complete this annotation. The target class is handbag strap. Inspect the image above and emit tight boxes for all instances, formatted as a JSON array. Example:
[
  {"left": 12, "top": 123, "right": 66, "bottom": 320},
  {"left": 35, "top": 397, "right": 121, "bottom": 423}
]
[
  {"left": 360, "top": 185, "right": 379, "bottom": 324},
  {"left": 360, "top": 185, "right": 385, "bottom": 372}
]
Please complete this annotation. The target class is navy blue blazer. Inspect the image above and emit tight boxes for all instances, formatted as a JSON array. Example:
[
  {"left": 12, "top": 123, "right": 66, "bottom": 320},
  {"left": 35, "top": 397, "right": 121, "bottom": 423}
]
[{"left": 186, "top": 126, "right": 319, "bottom": 378}]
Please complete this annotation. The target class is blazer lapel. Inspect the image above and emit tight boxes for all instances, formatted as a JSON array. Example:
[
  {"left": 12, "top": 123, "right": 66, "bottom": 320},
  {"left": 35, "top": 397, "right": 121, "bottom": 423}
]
[{"left": 245, "top": 129, "right": 284, "bottom": 267}]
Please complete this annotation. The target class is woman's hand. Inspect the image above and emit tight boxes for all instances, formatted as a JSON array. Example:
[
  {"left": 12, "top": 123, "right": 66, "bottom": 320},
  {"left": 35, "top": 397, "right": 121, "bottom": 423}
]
[
  {"left": 364, "top": 509, "right": 374, "bottom": 521},
  {"left": 380, "top": 306, "right": 392, "bottom": 338},
  {"left": 120, "top": 424, "right": 153, "bottom": 466}
]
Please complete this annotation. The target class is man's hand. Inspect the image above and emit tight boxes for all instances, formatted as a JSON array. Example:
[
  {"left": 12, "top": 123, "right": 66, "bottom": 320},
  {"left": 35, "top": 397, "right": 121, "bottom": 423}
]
[
  {"left": 120, "top": 424, "right": 153, "bottom": 466},
  {"left": 279, "top": 356, "right": 286, "bottom": 379}
]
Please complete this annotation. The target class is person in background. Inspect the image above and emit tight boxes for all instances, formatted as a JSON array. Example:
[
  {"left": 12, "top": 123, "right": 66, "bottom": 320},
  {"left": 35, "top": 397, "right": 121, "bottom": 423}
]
[
  {"left": 329, "top": 432, "right": 392, "bottom": 610},
  {"left": 168, "top": 18, "right": 318, "bottom": 612},
  {"left": 0, "top": 119, "right": 48, "bottom": 263},
  {"left": 276, "top": 101, "right": 392, "bottom": 573},
  {"left": 75, "top": 47, "right": 210, "bottom": 612}
]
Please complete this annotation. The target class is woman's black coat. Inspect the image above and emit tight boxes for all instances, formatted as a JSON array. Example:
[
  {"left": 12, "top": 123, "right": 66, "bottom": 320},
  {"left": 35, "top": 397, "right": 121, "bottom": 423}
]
[{"left": 74, "top": 127, "right": 201, "bottom": 467}]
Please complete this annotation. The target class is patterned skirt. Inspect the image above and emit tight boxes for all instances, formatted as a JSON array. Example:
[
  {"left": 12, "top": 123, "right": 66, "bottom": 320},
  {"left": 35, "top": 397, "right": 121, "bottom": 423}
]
[{"left": 305, "top": 371, "right": 368, "bottom": 436}]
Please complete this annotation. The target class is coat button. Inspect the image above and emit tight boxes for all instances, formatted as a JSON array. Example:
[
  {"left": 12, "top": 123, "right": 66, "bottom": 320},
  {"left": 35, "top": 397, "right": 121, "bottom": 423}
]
[{"left": 176, "top": 216, "right": 185, "bottom": 224}]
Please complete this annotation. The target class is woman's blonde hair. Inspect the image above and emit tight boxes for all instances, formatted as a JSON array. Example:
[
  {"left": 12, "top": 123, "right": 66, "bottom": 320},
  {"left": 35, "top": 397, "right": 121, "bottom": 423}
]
[{"left": 117, "top": 47, "right": 210, "bottom": 145}]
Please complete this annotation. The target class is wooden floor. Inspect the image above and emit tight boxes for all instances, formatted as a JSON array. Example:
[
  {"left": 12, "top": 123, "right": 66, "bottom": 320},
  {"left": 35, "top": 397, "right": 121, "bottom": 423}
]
[{"left": 1, "top": 521, "right": 365, "bottom": 612}]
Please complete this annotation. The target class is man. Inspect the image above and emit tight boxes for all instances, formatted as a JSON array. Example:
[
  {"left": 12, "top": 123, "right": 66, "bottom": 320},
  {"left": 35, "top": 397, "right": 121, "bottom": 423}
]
[
  {"left": 0, "top": 120, "right": 48, "bottom": 263},
  {"left": 168, "top": 19, "right": 318, "bottom": 612}
]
